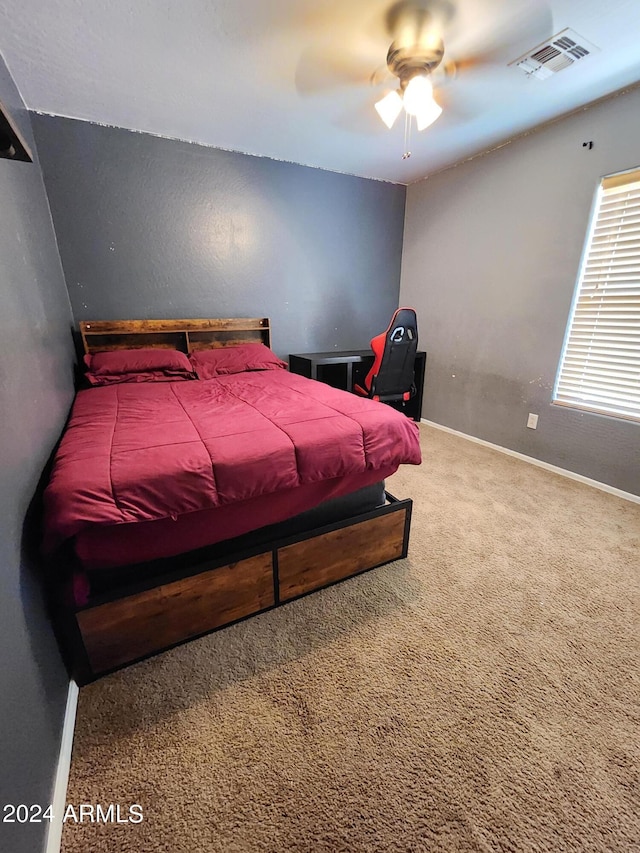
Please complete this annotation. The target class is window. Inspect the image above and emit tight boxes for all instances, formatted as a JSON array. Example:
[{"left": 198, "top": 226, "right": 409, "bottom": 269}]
[{"left": 554, "top": 168, "right": 640, "bottom": 423}]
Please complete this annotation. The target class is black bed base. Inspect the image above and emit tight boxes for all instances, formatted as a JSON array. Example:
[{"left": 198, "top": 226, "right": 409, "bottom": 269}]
[
  {"left": 53, "top": 491, "right": 413, "bottom": 685},
  {"left": 86, "top": 480, "right": 387, "bottom": 596}
]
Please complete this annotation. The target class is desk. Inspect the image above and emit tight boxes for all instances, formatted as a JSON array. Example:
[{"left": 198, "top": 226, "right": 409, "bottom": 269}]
[{"left": 289, "top": 350, "right": 426, "bottom": 421}]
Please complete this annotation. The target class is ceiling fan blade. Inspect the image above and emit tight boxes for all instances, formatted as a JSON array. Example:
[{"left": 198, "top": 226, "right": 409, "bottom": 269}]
[
  {"left": 295, "top": 41, "right": 388, "bottom": 96},
  {"left": 444, "top": 0, "right": 552, "bottom": 67},
  {"left": 335, "top": 98, "right": 394, "bottom": 135},
  {"left": 384, "top": 0, "right": 456, "bottom": 48},
  {"left": 427, "top": 0, "right": 552, "bottom": 120},
  {"left": 431, "top": 85, "right": 476, "bottom": 122}
]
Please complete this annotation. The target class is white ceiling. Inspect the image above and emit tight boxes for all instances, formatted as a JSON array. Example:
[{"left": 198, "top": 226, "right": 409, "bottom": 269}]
[{"left": 1, "top": 0, "right": 639, "bottom": 184}]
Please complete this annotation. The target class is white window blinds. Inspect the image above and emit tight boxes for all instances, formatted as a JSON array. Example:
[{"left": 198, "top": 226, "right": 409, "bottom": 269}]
[{"left": 554, "top": 168, "right": 640, "bottom": 422}]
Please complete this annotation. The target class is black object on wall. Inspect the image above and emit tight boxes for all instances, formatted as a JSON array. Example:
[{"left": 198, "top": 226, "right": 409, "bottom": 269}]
[
  {"left": 0, "top": 98, "right": 33, "bottom": 161},
  {"left": 32, "top": 115, "right": 406, "bottom": 356},
  {"left": 0, "top": 58, "right": 76, "bottom": 853}
]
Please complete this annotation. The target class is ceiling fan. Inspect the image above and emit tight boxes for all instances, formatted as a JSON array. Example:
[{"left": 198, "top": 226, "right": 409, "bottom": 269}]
[
  {"left": 293, "top": 0, "right": 551, "bottom": 157},
  {"left": 373, "top": 0, "right": 454, "bottom": 136}
]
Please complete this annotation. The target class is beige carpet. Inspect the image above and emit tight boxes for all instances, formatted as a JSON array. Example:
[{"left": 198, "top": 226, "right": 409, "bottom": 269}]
[{"left": 62, "top": 425, "right": 639, "bottom": 853}]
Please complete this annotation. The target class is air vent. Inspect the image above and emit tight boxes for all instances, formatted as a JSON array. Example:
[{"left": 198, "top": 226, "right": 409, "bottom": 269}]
[{"left": 509, "top": 29, "right": 599, "bottom": 80}]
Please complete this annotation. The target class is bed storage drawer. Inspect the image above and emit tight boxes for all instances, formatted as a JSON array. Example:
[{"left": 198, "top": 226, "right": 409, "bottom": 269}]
[
  {"left": 62, "top": 495, "right": 412, "bottom": 683},
  {"left": 277, "top": 505, "right": 408, "bottom": 602},
  {"left": 76, "top": 553, "right": 274, "bottom": 673}
]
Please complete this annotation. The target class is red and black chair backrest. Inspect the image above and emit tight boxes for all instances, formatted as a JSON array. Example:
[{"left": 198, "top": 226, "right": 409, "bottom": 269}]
[{"left": 356, "top": 307, "right": 418, "bottom": 401}]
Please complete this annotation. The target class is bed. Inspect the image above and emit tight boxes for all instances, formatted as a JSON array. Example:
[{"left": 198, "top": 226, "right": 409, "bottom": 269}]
[{"left": 43, "top": 318, "right": 421, "bottom": 684}]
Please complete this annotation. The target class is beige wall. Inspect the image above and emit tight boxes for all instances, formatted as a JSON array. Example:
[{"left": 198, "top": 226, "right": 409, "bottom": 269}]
[{"left": 400, "top": 84, "right": 640, "bottom": 494}]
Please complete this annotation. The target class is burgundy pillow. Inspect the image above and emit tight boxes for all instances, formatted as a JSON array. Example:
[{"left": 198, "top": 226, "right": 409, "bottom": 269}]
[
  {"left": 84, "top": 348, "right": 196, "bottom": 385},
  {"left": 189, "top": 344, "right": 287, "bottom": 379}
]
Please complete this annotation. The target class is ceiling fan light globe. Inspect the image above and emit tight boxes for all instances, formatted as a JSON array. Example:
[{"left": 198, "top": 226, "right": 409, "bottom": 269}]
[
  {"left": 375, "top": 90, "right": 403, "bottom": 129},
  {"left": 415, "top": 99, "right": 443, "bottom": 131},
  {"left": 402, "top": 74, "right": 434, "bottom": 116}
]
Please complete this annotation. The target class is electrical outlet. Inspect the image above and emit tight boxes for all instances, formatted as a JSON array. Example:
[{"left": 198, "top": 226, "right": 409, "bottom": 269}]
[{"left": 527, "top": 413, "right": 539, "bottom": 429}]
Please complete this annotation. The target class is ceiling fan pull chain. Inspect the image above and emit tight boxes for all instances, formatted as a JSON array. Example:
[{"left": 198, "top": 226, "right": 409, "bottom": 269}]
[{"left": 402, "top": 112, "right": 412, "bottom": 160}]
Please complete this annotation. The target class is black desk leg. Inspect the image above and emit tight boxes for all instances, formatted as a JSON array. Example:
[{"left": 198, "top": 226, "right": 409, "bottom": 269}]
[{"left": 346, "top": 363, "right": 353, "bottom": 391}]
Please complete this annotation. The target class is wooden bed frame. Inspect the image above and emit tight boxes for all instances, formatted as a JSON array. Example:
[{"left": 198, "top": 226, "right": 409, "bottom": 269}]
[
  {"left": 52, "top": 319, "right": 413, "bottom": 684},
  {"left": 80, "top": 316, "right": 272, "bottom": 354}
]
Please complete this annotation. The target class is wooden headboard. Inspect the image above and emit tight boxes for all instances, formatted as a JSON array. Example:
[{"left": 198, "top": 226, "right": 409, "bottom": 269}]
[{"left": 79, "top": 318, "right": 271, "bottom": 355}]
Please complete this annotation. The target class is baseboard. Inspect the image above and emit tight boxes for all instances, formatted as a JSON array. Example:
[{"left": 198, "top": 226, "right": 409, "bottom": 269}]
[
  {"left": 45, "top": 680, "right": 79, "bottom": 853},
  {"left": 421, "top": 419, "right": 640, "bottom": 505}
]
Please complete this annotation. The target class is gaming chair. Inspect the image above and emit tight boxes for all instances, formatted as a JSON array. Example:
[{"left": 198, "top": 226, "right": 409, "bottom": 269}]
[{"left": 354, "top": 307, "right": 418, "bottom": 403}]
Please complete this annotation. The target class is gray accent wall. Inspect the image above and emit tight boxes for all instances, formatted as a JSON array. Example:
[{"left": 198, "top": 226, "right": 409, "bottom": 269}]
[
  {"left": 32, "top": 115, "right": 406, "bottom": 357},
  {"left": 401, "top": 85, "right": 640, "bottom": 495},
  {"left": 0, "top": 56, "right": 76, "bottom": 853}
]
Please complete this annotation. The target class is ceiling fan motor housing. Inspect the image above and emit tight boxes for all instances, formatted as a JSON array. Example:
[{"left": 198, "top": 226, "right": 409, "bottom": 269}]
[{"left": 386, "top": 39, "right": 445, "bottom": 88}]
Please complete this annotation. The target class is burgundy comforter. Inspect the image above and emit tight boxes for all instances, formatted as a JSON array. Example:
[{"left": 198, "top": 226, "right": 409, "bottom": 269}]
[{"left": 44, "top": 370, "right": 421, "bottom": 553}]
